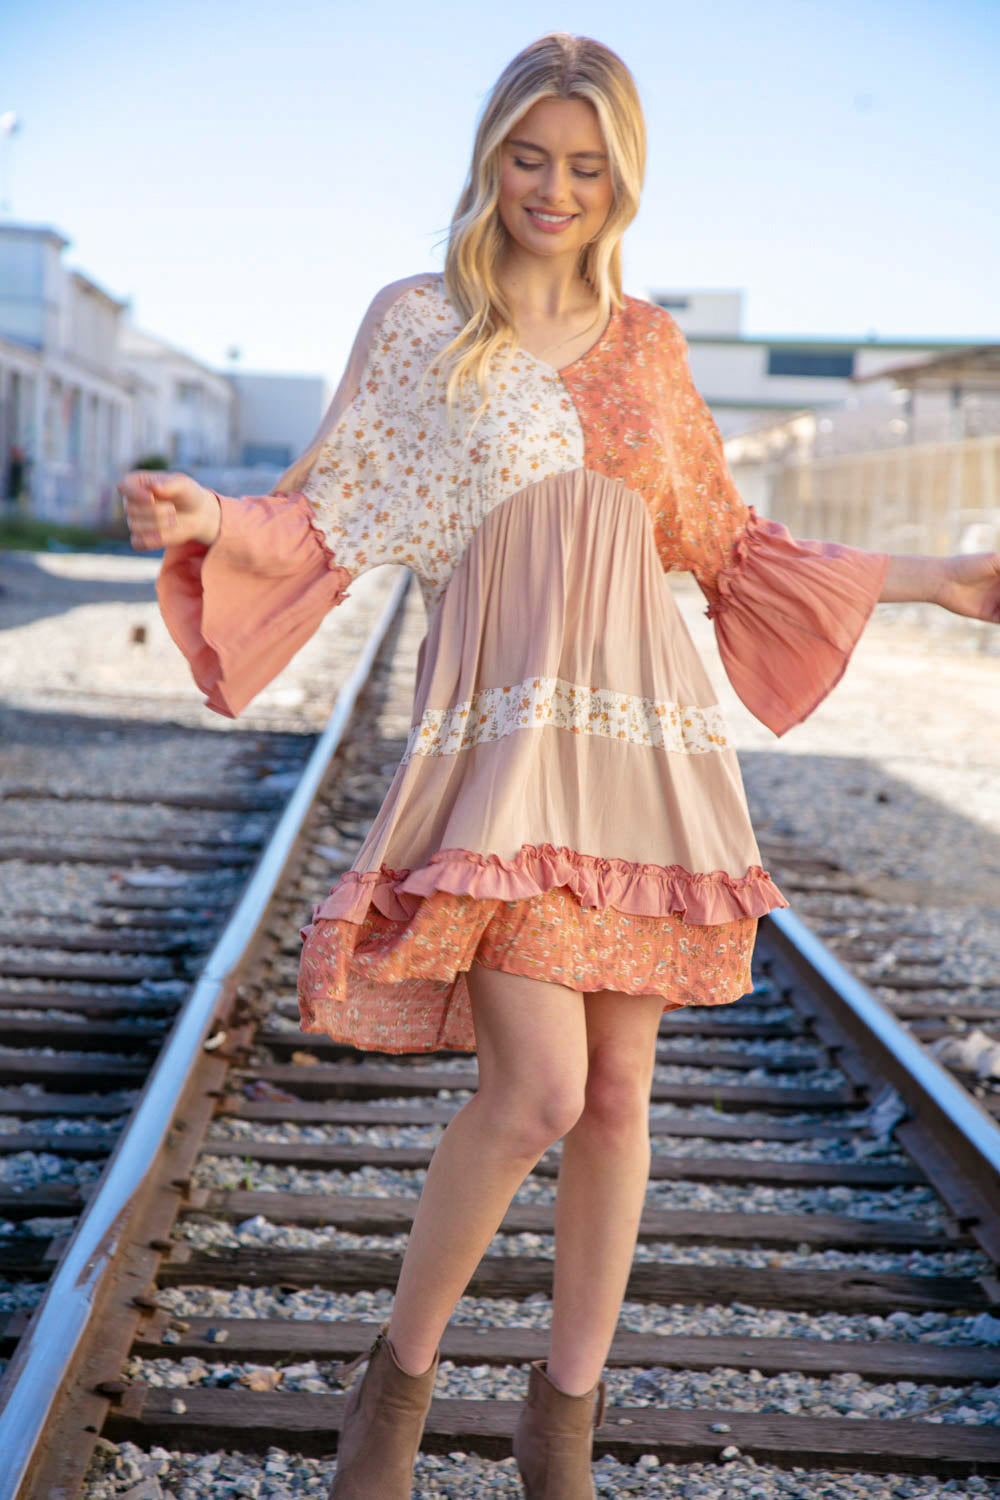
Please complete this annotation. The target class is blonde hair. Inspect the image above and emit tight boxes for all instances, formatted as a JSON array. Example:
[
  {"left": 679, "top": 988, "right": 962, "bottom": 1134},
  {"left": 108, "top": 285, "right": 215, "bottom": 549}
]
[
  {"left": 440, "top": 33, "right": 646, "bottom": 411},
  {"left": 270, "top": 36, "right": 645, "bottom": 495}
]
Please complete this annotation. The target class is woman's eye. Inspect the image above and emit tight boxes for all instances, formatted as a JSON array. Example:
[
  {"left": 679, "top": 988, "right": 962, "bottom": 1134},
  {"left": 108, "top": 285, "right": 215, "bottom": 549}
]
[{"left": 512, "top": 157, "right": 601, "bottom": 180}]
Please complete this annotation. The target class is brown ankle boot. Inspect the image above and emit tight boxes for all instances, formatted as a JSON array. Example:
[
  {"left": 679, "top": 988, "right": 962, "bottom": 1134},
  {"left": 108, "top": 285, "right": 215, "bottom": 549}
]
[
  {"left": 512, "top": 1359, "right": 608, "bottom": 1499},
  {"left": 328, "top": 1322, "right": 440, "bottom": 1498}
]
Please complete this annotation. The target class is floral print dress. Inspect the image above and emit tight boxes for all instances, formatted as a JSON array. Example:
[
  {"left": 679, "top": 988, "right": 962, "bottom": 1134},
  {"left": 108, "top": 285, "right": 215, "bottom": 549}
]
[{"left": 157, "top": 273, "right": 889, "bottom": 1053}]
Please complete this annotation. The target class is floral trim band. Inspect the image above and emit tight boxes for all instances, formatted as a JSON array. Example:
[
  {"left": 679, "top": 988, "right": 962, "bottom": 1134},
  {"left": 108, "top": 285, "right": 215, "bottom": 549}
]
[{"left": 402, "top": 676, "right": 730, "bottom": 761}]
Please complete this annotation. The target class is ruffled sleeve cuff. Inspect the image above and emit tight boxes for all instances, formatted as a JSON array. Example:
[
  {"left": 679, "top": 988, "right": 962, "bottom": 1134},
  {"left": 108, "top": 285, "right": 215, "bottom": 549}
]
[
  {"left": 704, "top": 508, "right": 889, "bottom": 737},
  {"left": 155, "top": 490, "right": 351, "bottom": 719}
]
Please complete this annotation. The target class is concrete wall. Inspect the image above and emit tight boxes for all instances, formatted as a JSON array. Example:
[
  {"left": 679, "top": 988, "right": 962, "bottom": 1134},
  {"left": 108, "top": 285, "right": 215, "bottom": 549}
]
[{"left": 226, "top": 370, "right": 329, "bottom": 468}]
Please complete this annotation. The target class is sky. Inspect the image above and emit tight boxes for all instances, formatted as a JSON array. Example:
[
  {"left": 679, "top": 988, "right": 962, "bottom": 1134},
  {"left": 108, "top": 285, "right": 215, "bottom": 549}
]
[{"left": 2, "top": 0, "right": 998, "bottom": 392}]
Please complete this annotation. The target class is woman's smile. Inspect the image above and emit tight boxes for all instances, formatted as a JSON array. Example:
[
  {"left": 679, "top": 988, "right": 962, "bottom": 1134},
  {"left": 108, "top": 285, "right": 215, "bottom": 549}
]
[{"left": 524, "top": 206, "right": 579, "bottom": 232}]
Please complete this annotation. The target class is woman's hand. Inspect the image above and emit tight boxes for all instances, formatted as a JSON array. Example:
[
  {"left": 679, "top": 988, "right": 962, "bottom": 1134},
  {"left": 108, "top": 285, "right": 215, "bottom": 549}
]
[
  {"left": 880, "top": 550, "right": 1000, "bottom": 624},
  {"left": 934, "top": 552, "right": 1000, "bottom": 623},
  {"left": 117, "top": 470, "right": 221, "bottom": 550}
]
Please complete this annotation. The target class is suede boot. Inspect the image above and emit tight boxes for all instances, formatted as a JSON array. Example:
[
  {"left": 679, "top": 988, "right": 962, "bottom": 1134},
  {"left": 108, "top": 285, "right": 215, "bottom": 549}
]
[
  {"left": 512, "top": 1358, "right": 608, "bottom": 1499},
  {"left": 328, "top": 1321, "right": 440, "bottom": 1498}
]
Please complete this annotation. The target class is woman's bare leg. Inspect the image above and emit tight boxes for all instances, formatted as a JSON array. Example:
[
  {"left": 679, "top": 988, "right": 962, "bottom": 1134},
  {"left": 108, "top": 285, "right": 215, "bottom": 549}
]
[
  {"left": 385, "top": 962, "right": 590, "bottom": 1376},
  {"left": 546, "top": 989, "right": 665, "bottom": 1395}
]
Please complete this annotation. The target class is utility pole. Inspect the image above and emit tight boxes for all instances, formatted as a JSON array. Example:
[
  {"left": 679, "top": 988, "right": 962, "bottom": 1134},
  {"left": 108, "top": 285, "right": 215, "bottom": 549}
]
[{"left": 0, "top": 111, "right": 21, "bottom": 216}]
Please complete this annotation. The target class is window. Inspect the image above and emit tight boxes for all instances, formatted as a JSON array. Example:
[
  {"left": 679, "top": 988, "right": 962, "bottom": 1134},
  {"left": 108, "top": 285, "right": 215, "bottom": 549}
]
[{"left": 767, "top": 349, "right": 855, "bottom": 379}]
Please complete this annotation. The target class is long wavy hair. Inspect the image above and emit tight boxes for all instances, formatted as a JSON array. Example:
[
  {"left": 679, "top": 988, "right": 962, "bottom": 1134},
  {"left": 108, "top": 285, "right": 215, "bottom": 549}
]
[{"left": 439, "top": 34, "right": 646, "bottom": 412}]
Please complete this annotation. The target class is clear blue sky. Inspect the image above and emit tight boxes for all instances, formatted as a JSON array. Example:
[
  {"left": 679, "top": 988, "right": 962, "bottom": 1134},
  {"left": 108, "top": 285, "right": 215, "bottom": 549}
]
[{"left": 3, "top": 0, "right": 998, "bottom": 388}]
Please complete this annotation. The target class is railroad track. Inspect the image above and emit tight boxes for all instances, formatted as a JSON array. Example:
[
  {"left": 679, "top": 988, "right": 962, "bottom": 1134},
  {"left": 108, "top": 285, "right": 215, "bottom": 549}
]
[
  {"left": 757, "top": 843, "right": 1000, "bottom": 1122},
  {"left": 1, "top": 570, "right": 999, "bottom": 1498}
]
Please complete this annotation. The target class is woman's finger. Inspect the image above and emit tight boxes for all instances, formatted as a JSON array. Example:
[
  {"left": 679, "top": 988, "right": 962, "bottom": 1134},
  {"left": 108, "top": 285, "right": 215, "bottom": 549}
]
[
  {"left": 127, "top": 500, "right": 180, "bottom": 551},
  {"left": 146, "top": 473, "right": 188, "bottom": 504}
]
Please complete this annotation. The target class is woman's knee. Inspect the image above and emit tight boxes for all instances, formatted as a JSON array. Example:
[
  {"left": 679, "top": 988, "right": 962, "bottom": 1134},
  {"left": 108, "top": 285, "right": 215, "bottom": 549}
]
[
  {"left": 467, "top": 964, "right": 589, "bottom": 1151},
  {"left": 475, "top": 1074, "right": 586, "bottom": 1156},
  {"left": 580, "top": 1057, "right": 654, "bottom": 1135}
]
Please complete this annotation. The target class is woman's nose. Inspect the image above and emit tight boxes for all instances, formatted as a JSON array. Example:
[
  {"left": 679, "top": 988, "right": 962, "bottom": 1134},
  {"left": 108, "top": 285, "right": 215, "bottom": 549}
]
[{"left": 538, "top": 163, "right": 571, "bottom": 204}]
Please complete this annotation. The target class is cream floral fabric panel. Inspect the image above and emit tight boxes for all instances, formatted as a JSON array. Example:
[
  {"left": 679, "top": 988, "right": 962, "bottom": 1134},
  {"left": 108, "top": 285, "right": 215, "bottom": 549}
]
[
  {"left": 302, "top": 277, "right": 586, "bottom": 614},
  {"left": 402, "top": 676, "right": 731, "bottom": 763}
]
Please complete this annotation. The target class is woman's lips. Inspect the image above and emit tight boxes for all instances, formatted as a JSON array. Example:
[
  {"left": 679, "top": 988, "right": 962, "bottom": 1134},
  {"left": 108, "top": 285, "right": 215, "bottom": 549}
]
[{"left": 525, "top": 207, "right": 577, "bottom": 233}]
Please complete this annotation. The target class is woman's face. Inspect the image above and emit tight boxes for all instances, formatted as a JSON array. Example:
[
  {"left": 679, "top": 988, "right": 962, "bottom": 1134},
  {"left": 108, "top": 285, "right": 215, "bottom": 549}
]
[{"left": 497, "top": 96, "right": 614, "bottom": 265}]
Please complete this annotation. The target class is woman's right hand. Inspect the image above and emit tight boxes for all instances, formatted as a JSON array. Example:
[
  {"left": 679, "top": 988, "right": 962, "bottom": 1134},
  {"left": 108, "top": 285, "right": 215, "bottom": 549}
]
[{"left": 117, "top": 470, "right": 222, "bottom": 550}]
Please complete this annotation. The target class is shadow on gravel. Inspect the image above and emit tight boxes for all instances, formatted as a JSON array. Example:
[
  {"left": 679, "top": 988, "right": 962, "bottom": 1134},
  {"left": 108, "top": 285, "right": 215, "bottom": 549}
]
[
  {"left": 0, "top": 703, "right": 315, "bottom": 800},
  {"left": 0, "top": 585, "right": 414, "bottom": 785},
  {"left": 739, "top": 749, "right": 1000, "bottom": 909},
  {"left": 0, "top": 549, "right": 162, "bottom": 629}
]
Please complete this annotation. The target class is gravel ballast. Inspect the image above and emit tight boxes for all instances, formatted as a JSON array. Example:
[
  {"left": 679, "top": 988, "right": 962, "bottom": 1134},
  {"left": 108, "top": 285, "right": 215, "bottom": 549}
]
[
  {"left": 81, "top": 1441, "right": 1000, "bottom": 1499},
  {"left": 6, "top": 557, "right": 999, "bottom": 1497}
]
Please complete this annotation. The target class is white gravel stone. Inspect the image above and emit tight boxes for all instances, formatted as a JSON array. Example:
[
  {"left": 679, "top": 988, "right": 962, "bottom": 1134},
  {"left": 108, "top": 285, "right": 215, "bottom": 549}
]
[
  {"left": 175, "top": 1215, "right": 988, "bottom": 1277},
  {"left": 0, "top": 1149, "right": 102, "bottom": 1189},
  {"left": 149, "top": 1284, "right": 998, "bottom": 1346},
  {"left": 79, "top": 1439, "right": 1000, "bottom": 1498},
  {"left": 123, "top": 1348, "right": 1000, "bottom": 1427},
  {"left": 205, "top": 1115, "right": 908, "bottom": 1163},
  {"left": 190, "top": 1155, "right": 944, "bottom": 1227},
  {"left": 0, "top": 551, "right": 402, "bottom": 735},
  {"left": 0, "top": 1114, "right": 126, "bottom": 1137},
  {"left": 0, "top": 1279, "right": 46, "bottom": 1313}
]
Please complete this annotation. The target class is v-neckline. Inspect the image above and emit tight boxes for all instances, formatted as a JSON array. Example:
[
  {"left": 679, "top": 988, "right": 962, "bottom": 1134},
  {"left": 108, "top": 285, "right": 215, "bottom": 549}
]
[
  {"left": 431, "top": 273, "right": 620, "bottom": 378},
  {"left": 517, "top": 303, "right": 620, "bottom": 377}
]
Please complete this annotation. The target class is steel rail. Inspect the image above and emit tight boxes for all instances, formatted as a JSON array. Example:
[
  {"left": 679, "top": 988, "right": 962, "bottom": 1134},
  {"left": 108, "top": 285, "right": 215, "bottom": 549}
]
[
  {"left": 0, "top": 568, "right": 411, "bottom": 1500},
  {"left": 767, "top": 907, "right": 1000, "bottom": 1240}
]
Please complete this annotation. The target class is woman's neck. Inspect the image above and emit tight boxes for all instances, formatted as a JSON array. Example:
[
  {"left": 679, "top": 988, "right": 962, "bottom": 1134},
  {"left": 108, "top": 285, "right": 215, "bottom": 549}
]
[{"left": 495, "top": 247, "right": 596, "bottom": 321}]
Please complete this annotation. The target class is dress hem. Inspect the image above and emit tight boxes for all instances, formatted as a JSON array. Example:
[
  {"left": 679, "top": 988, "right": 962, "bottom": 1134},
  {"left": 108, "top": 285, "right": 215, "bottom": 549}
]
[
  {"left": 302, "top": 842, "right": 787, "bottom": 934},
  {"left": 297, "top": 947, "right": 750, "bottom": 1055}
]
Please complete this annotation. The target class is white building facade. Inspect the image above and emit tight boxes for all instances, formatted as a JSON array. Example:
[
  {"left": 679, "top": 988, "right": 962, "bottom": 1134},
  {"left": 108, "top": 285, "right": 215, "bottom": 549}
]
[
  {"left": 653, "top": 289, "right": 987, "bottom": 439},
  {"left": 225, "top": 370, "right": 328, "bottom": 471},
  {"left": 0, "top": 220, "right": 332, "bottom": 529},
  {"left": 0, "top": 224, "right": 133, "bottom": 524},
  {"left": 118, "top": 322, "right": 234, "bottom": 473}
]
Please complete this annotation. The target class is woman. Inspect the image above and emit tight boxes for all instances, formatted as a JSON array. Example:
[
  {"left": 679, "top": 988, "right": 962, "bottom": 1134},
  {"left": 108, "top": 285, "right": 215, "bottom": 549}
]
[{"left": 119, "top": 33, "right": 1000, "bottom": 1500}]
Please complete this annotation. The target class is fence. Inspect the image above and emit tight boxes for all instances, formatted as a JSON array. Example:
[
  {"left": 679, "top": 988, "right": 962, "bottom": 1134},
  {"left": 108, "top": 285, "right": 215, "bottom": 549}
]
[{"left": 729, "top": 433, "right": 1000, "bottom": 557}]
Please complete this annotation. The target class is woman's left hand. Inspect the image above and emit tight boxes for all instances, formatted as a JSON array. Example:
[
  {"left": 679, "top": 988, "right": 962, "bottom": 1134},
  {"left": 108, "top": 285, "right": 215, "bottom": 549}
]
[{"left": 935, "top": 552, "right": 1000, "bottom": 623}]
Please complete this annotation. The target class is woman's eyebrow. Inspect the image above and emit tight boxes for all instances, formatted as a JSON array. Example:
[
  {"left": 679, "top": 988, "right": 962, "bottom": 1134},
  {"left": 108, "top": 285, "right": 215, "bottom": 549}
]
[{"left": 506, "top": 138, "right": 608, "bottom": 160}]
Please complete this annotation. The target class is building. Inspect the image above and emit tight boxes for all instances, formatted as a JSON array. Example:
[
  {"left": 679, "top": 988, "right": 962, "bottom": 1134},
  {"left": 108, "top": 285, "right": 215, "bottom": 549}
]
[
  {"left": 118, "top": 323, "right": 234, "bottom": 474},
  {"left": 849, "top": 343, "right": 1000, "bottom": 446},
  {"left": 652, "top": 289, "right": 988, "bottom": 439},
  {"left": 720, "top": 342, "right": 1000, "bottom": 557},
  {"left": 0, "top": 223, "right": 132, "bottom": 524},
  {"left": 225, "top": 369, "right": 328, "bottom": 471},
  {"left": 0, "top": 219, "right": 332, "bottom": 528}
]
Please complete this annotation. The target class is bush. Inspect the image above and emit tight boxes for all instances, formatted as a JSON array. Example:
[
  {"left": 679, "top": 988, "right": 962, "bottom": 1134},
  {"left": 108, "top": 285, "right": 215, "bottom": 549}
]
[{"left": 0, "top": 513, "right": 126, "bottom": 551}]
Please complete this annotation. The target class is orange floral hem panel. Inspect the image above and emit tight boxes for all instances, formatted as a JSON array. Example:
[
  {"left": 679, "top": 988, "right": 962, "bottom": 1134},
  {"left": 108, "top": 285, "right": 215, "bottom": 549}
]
[{"left": 298, "top": 883, "right": 756, "bottom": 1055}]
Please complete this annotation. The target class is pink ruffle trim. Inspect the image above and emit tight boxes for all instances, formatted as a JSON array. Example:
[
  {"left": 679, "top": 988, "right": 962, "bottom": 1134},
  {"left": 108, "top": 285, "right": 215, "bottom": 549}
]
[
  {"left": 301, "top": 842, "right": 788, "bottom": 938},
  {"left": 704, "top": 505, "right": 766, "bottom": 621}
]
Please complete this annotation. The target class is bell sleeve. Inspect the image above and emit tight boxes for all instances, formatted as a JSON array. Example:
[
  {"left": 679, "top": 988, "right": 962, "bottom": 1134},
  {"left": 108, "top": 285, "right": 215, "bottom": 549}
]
[
  {"left": 658, "top": 319, "right": 889, "bottom": 738},
  {"left": 156, "top": 489, "right": 351, "bottom": 719},
  {"left": 153, "top": 276, "right": 439, "bottom": 720}
]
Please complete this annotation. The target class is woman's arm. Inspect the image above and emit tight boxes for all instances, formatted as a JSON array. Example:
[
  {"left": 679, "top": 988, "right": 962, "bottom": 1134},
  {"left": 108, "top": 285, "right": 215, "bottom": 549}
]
[{"left": 880, "top": 550, "right": 1000, "bottom": 623}]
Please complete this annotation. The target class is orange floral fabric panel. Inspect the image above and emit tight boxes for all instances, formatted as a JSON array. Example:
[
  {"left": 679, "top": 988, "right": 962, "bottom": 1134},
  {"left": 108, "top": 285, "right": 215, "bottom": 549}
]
[
  {"left": 298, "top": 883, "right": 756, "bottom": 1055},
  {"left": 560, "top": 297, "right": 750, "bottom": 597}
]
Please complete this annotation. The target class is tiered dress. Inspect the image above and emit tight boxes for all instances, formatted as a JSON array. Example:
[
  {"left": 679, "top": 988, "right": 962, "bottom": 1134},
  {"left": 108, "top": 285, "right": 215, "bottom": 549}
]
[{"left": 156, "top": 272, "right": 889, "bottom": 1054}]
